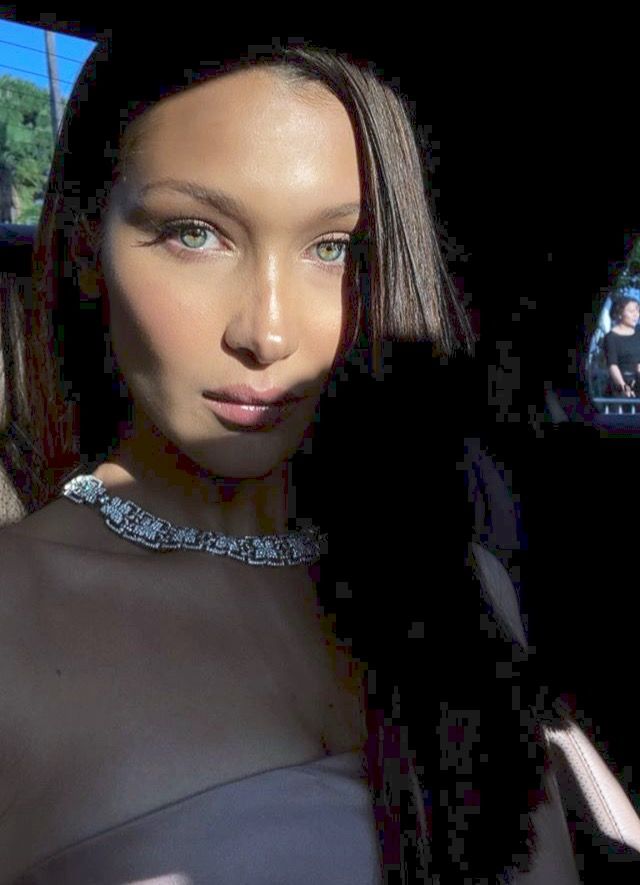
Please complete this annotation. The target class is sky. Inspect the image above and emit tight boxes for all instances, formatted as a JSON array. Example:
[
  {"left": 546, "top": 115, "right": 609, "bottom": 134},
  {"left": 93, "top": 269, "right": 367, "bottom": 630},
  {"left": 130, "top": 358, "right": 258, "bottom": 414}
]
[{"left": 0, "top": 19, "right": 96, "bottom": 101}]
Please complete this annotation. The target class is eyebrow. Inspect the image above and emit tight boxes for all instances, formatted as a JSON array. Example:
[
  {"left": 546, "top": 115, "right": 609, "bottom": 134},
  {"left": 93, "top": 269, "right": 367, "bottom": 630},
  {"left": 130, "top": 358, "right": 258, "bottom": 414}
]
[{"left": 138, "top": 179, "right": 362, "bottom": 224}]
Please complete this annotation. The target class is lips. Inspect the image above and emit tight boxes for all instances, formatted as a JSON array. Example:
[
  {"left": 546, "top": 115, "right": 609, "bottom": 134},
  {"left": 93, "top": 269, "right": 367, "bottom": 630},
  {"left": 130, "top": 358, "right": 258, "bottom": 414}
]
[
  {"left": 202, "top": 385, "right": 304, "bottom": 430},
  {"left": 203, "top": 384, "right": 302, "bottom": 406}
]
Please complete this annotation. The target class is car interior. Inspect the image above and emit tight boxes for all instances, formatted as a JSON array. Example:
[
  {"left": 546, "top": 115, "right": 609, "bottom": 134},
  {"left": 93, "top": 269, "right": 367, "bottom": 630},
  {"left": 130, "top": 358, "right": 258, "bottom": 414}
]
[{"left": 1, "top": 13, "right": 639, "bottom": 880}]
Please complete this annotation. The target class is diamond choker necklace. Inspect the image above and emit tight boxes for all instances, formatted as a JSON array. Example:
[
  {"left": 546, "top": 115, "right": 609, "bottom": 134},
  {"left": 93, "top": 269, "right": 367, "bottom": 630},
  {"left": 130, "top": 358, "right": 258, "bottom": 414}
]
[{"left": 60, "top": 474, "right": 327, "bottom": 567}]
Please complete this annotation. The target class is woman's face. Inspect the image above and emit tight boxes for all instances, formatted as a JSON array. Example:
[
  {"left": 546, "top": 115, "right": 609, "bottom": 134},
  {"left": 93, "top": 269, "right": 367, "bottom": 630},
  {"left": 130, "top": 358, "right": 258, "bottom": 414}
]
[
  {"left": 621, "top": 300, "right": 640, "bottom": 328},
  {"left": 97, "top": 67, "right": 362, "bottom": 479}
]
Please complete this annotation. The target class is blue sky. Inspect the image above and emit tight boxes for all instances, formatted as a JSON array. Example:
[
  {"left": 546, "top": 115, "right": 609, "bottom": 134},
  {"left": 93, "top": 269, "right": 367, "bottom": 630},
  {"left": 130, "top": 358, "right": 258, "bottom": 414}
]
[{"left": 0, "top": 19, "right": 96, "bottom": 100}]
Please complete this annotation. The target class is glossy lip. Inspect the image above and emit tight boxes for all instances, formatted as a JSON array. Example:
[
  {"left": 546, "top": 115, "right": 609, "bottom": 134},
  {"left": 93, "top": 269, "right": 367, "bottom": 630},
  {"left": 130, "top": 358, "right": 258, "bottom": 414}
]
[
  {"left": 202, "top": 385, "right": 305, "bottom": 431},
  {"left": 202, "top": 384, "right": 304, "bottom": 406}
]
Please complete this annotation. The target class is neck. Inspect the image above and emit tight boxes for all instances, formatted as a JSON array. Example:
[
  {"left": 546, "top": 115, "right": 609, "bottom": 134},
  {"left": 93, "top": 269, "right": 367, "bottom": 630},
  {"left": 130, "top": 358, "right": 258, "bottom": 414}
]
[{"left": 93, "top": 410, "right": 292, "bottom": 537}]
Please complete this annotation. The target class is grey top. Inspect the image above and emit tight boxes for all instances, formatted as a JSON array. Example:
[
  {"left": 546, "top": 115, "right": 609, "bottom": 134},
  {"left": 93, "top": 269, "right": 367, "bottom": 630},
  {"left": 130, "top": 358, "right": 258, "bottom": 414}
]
[{"left": 14, "top": 750, "right": 381, "bottom": 884}]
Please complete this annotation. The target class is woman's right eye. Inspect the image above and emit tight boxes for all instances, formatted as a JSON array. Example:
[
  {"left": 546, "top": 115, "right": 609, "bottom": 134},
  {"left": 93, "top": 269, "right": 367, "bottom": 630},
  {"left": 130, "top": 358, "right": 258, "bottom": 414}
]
[{"left": 138, "top": 219, "right": 226, "bottom": 261}]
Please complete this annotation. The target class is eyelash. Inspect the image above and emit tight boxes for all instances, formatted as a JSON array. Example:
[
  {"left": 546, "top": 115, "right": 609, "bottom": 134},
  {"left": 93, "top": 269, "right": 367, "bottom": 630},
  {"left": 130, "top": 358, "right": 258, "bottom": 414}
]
[{"left": 137, "top": 217, "right": 352, "bottom": 271}]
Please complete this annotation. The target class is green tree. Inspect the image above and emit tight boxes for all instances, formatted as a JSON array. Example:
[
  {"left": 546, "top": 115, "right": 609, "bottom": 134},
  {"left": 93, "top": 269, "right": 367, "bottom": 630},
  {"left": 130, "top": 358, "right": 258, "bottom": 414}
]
[
  {"left": 0, "top": 75, "right": 55, "bottom": 224},
  {"left": 623, "top": 237, "right": 640, "bottom": 287}
]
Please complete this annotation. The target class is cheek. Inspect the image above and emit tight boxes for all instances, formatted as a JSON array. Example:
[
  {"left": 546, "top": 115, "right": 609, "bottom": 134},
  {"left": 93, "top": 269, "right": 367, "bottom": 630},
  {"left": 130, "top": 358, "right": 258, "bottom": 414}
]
[
  {"left": 103, "top": 252, "right": 220, "bottom": 377},
  {"left": 305, "top": 301, "right": 346, "bottom": 361},
  {"left": 108, "top": 288, "right": 191, "bottom": 374},
  {"left": 304, "top": 278, "right": 357, "bottom": 366}
]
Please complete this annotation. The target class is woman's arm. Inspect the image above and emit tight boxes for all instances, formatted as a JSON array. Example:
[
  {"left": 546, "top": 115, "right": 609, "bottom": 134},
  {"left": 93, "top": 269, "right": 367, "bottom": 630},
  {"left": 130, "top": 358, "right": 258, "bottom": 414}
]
[{"left": 608, "top": 363, "right": 633, "bottom": 395}]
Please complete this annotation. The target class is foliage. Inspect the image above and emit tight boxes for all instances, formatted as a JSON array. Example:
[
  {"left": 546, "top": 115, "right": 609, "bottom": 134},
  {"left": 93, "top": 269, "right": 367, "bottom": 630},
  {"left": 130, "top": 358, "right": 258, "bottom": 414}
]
[
  {"left": 0, "top": 74, "right": 55, "bottom": 224},
  {"left": 615, "top": 235, "right": 640, "bottom": 295}
]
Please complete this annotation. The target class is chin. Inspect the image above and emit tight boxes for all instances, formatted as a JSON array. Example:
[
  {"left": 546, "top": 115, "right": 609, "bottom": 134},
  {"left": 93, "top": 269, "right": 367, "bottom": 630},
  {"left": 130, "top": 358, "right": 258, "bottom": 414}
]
[{"left": 182, "top": 430, "right": 309, "bottom": 482}]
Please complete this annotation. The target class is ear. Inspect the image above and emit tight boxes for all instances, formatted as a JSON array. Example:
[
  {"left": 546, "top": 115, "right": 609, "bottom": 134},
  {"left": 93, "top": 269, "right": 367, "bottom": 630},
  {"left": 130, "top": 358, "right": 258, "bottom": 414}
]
[{"left": 69, "top": 214, "right": 106, "bottom": 300}]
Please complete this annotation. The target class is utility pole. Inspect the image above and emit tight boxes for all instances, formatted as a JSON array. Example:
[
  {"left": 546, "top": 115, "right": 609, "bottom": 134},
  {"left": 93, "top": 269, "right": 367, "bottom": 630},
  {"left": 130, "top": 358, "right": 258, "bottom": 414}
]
[{"left": 44, "top": 29, "right": 63, "bottom": 143}]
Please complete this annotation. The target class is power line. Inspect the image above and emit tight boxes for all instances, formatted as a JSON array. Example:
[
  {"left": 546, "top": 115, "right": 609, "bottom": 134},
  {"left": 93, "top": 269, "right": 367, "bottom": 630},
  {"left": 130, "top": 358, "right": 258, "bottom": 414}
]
[
  {"left": 0, "top": 62, "right": 73, "bottom": 86},
  {"left": 0, "top": 37, "right": 89, "bottom": 64}
]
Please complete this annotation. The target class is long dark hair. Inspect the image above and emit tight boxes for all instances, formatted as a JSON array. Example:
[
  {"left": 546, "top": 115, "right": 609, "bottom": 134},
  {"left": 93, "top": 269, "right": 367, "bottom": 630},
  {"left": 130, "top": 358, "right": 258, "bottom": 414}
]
[{"left": 12, "top": 34, "right": 555, "bottom": 882}]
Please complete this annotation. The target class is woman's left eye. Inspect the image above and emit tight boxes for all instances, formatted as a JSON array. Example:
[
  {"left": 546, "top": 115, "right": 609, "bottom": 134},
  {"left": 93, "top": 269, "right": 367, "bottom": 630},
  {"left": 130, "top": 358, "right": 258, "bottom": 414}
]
[
  {"left": 313, "top": 239, "right": 350, "bottom": 268},
  {"left": 176, "top": 224, "right": 217, "bottom": 250}
]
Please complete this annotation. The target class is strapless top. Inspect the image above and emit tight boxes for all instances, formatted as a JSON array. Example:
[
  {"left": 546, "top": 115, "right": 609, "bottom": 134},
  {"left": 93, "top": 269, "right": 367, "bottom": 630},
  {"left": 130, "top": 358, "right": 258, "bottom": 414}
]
[{"left": 13, "top": 750, "right": 381, "bottom": 885}]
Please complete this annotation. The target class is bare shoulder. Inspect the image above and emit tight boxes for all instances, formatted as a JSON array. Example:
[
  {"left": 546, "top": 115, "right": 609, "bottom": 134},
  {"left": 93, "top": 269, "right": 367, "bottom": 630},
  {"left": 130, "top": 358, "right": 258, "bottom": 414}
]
[
  {"left": 0, "top": 496, "right": 114, "bottom": 681},
  {"left": 3, "top": 492, "right": 88, "bottom": 541},
  {"left": 0, "top": 497, "right": 148, "bottom": 670},
  {"left": 0, "top": 511, "right": 47, "bottom": 611},
  {"left": 1, "top": 496, "right": 72, "bottom": 544},
  {"left": 0, "top": 494, "right": 151, "bottom": 557},
  {"left": 0, "top": 503, "right": 74, "bottom": 669}
]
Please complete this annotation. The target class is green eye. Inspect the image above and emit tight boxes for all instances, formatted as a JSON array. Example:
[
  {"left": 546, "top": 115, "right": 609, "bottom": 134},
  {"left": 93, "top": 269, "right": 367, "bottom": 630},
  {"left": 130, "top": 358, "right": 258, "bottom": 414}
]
[
  {"left": 316, "top": 240, "right": 348, "bottom": 264},
  {"left": 180, "top": 226, "right": 210, "bottom": 249},
  {"left": 138, "top": 217, "right": 223, "bottom": 260}
]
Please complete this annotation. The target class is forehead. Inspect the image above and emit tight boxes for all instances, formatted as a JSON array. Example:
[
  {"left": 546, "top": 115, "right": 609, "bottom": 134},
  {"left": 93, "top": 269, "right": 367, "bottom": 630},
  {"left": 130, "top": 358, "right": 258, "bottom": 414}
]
[{"left": 119, "top": 68, "right": 361, "bottom": 205}]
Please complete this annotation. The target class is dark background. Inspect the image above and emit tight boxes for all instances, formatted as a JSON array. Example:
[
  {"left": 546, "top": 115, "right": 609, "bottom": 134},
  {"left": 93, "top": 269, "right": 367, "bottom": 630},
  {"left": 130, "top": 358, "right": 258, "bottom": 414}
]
[
  {"left": 369, "top": 53, "right": 640, "bottom": 807},
  {"left": 433, "top": 111, "right": 639, "bottom": 808}
]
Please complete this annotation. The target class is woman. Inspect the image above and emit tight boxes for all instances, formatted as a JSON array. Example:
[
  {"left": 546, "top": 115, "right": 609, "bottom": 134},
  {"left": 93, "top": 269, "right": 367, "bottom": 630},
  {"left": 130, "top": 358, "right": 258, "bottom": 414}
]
[
  {"left": 0, "top": 35, "right": 559, "bottom": 883},
  {"left": 603, "top": 295, "right": 640, "bottom": 399}
]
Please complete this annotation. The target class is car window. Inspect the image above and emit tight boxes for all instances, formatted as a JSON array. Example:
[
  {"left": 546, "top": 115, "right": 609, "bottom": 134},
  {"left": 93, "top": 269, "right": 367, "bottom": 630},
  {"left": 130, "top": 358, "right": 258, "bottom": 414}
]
[
  {"left": 585, "top": 235, "right": 640, "bottom": 420},
  {"left": 0, "top": 19, "right": 95, "bottom": 224}
]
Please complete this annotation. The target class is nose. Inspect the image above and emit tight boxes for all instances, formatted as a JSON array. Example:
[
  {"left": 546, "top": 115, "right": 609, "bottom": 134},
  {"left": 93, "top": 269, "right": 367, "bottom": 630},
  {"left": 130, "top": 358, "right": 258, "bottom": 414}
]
[{"left": 222, "top": 254, "right": 299, "bottom": 366}]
